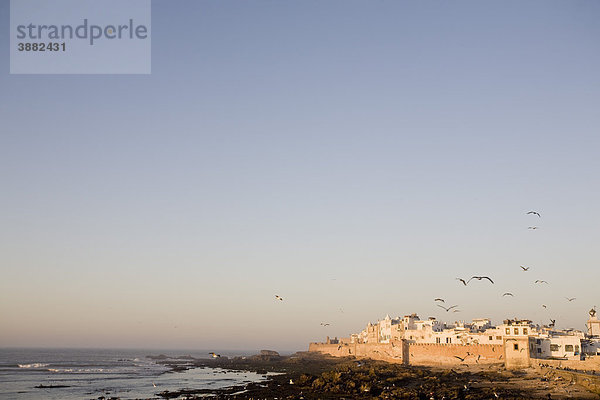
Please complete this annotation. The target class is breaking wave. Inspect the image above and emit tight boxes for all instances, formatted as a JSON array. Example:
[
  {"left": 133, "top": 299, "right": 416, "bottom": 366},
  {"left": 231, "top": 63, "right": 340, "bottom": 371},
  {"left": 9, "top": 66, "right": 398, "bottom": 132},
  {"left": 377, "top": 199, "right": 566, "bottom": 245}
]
[{"left": 17, "top": 363, "right": 49, "bottom": 368}]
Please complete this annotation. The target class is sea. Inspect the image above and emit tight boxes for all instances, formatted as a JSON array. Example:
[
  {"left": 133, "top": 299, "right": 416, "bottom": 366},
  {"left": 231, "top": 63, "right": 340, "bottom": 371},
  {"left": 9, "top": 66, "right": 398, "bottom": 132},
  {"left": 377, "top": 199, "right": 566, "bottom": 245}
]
[{"left": 0, "top": 348, "right": 275, "bottom": 400}]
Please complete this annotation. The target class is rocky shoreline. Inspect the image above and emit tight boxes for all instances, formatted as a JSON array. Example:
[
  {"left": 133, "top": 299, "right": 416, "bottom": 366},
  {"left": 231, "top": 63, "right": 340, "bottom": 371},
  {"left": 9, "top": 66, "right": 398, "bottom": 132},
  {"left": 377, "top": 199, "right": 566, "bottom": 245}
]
[{"left": 142, "top": 351, "right": 600, "bottom": 399}]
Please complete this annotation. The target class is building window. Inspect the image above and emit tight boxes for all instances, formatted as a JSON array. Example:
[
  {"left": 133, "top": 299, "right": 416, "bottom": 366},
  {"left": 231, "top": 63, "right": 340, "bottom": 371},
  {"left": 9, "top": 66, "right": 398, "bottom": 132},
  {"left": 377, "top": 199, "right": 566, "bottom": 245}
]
[
  {"left": 536, "top": 339, "right": 541, "bottom": 345},
  {"left": 514, "top": 344, "right": 519, "bottom": 350},
  {"left": 496, "top": 336, "right": 502, "bottom": 340},
  {"left": 489, "top": 336, "right": 493, "bottom": 340},
  {"left": 575, "top": 345, "right": 580, "bottom": 353},
  {"left": 537, "top": 348, "right": 541, "bottom": 353},
  {"left": 505, "top": 328, "right": 510, "bottom": 334},
  {"left": 446, "top": 337, "right": 451, "bottom": 344},
  {"left": 565, "top": 345, "right": 574, "bottom": 352},
  {"left": 436, "top": 338, "right": 441, "bottom": 344},
  {"left": 523, "top": 328, "right": 528, "bottom": 335},
  {"left": 513, "top": 328, "right": 519, "bottom": 335},
  {"left": 550, "top": 344, "right": 559, "bottom": 352}
]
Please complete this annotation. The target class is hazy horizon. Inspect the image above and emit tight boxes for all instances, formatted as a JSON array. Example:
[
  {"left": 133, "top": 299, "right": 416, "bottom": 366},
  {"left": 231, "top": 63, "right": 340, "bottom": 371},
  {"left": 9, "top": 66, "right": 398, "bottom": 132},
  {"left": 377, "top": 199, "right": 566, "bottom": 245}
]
[{"left": 1, "top": 0, "right": 599, "bottom": 350}]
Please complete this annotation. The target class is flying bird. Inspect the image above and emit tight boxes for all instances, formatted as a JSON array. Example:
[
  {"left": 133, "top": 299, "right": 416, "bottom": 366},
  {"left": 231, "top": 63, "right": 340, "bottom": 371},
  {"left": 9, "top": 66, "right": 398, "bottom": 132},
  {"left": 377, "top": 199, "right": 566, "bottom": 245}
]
[
  {"left": 456, "top": 278, "right": 468, "bottom": 286},
  {"left": 542, "top": 304, "right": 547, "bottom": 309},
  {"left": 528, "top": 226, "right": 539, "bottom": 230},
  {"left": 527, "top": 211, "right": 541, "bottom": 217},
  {"left": 520, "top": 265, "right": 530, "bottom": 271},
  {"left": 549, "top": 319, "right": 556, "bottom": 327},
  {"left": 208, "top": 352, "right": 221, "bottom": 358},
  {"left": 454, "top": 355, "right": 467, "bottom": 362},
  {"left": 535, "top": 280, "right": 549, "bottom": 284},
  {"left": 468, "top": 276, "right": 494, "bottom": 284},
  {"left": 320, "top": 323, "right": 330, "bottom": 326},
  {"left": 434, "top": 298, "right": 445, "bottom": 303},
  {"left": 274, "top": 295, "right": 283, "bottom": 301},
  {"left": 502, "top": 292, "right": 514, "bottom": 297},
  {"left": 565, "top": 297, "right": 576, "bottom": 302},
  {"left": 437, "top": 304, "right": 458, "bottom": 312},
  {"left": 453, "top": 309, "right": 461, "bottom": 313}
]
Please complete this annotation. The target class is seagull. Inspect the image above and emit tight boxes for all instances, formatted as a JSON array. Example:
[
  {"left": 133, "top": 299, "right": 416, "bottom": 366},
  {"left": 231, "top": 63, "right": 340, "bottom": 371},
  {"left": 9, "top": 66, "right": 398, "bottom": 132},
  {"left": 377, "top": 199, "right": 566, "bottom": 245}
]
[
  {"left": 565, "top": 297, "right": 576, "bottom": 302},
  {"left": 454, "top": 355, "right": 467, "bottom": 362},
  {"left": 152, "top": 382, "right": 157, "bottom": 388},
  {"left": 289, "top": 379, "right": 294, "bottom": 384},
  {"left": 320, "top": 323, "right": 330, "bottom": 326},
  {"left": 275, "top": 295, "right": 283, "bottom": 301},
  {"left": 527, "top": 211, "right": 541, "bottom": 217},
  {"left": 542, "top": 304, "right": 547, "bottom": 308},
  {"left": 502, "top": 292, "right": 514, "bottom": 297},
  {"left": 549, "top": 319, "right": 556, "bottom": 327},
  {"left": 468, "top": 276, "right": 494, "bottom": 284},
  {"left": 437, "top": 304, "right": 458, "bottom": 312},
  {"left": 528, "top": 226, "right": 539, "bottom": 230},
  {"left": 456, "top": 278, "right": 468, "bottom": 286},
  {"left": 453, "top": 309, "right": 461, "bottom": 313},
  {"left": 520, "top": 265, "right": 530, "bottom": 271},
  {"left": 535, "top": 280, "right": 549, "bottom": 284},
  {"left": 434, "top": 298, "right": 445, "bottom": 303},
  {"left": 208, "top": 352, "right": 221, "bottom": 358}
]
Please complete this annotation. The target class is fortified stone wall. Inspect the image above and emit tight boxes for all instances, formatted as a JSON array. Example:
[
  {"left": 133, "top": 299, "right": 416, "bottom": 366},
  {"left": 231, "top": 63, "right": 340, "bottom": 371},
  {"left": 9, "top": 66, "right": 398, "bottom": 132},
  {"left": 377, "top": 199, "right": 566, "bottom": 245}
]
[
  {"left": 308, "top": 342, "right": 403, "bottom": 363},
  {"left": 407, "top": 343, "right": 503, "bottom": 366},
  {"left": 309, "top": 341, "right": 600, "bottom": 371},
  {"left": 533, "top": 357, "right": 600, "bottom": 372},
  {"left": 308, "top": 341, "right": 503, "bottom": 366}
]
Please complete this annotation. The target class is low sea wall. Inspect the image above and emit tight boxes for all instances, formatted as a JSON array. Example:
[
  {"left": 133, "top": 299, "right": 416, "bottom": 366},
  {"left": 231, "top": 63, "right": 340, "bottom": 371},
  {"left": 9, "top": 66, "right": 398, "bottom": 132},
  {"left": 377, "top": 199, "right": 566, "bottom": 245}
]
[{"left": 533, "top": 357, "right": 600, "bottom": 373}]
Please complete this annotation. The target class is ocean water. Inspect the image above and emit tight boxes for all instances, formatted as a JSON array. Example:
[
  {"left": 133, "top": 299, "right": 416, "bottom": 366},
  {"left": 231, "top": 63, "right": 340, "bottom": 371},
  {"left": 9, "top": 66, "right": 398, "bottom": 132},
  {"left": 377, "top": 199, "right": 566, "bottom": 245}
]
[{"left": 0, "top": 348, "right": 272, "bottom": 400}]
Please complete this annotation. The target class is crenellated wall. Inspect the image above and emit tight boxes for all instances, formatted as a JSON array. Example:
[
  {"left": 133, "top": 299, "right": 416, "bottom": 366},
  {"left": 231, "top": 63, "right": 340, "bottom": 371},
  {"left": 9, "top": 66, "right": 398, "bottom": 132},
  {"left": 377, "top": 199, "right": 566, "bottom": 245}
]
[
  {"left": 308, "top": 342, "right": 403, "bottom": 363},
  {"left": 407, "top": 343, "right": 503, "bottom": 366},
  {"left": 308, "top": 341, "right": 503, "bottom": 366}
]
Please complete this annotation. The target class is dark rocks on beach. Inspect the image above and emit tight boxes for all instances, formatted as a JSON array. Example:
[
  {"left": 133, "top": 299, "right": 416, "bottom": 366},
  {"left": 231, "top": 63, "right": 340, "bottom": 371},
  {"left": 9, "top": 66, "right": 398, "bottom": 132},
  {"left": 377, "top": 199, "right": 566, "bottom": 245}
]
[
  {"left": 146, "top": 354, "right": 169, "bottom": 360},
  {"left": 147, "top": 352, "right": 599, "bottom": 399},
  {"left": 248, "top": 349, "right": 282, "bottom": 362},
  {"left": 34, "top": 384, "right": 71, "bottom": 388},
  {"left": 260, "top": 349, "right": 280, "bottom": 356}
]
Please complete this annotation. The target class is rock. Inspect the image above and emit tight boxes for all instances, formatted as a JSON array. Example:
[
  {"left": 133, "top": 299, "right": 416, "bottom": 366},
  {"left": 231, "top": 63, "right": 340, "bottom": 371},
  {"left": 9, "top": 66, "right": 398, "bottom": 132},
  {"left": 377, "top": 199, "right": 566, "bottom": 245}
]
[{"left": 260, "top": 350, "right": 280, "bottom": 356}]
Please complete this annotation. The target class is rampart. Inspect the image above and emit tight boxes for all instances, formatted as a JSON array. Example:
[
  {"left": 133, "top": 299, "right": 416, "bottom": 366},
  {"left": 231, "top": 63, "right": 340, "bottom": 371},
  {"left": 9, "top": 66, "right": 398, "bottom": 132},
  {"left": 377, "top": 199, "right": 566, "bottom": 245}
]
[
  {"left": 407, "top": 343, "right": 503, "bottom": 366},
  {"left": 533, "top": 357, "right": 600, "bottom": 373},
  {"left": 308, "top": 342, "right": 403, "bottom": 363},
  {"left": 308, "top": 341, "right": 503, "bottom": 366}
]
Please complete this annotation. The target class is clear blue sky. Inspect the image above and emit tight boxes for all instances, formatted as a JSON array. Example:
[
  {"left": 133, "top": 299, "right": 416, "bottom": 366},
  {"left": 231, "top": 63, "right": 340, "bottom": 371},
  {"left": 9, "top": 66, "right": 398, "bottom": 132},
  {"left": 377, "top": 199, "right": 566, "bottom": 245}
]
[{"left": 1, "top": 0, "right": 599, "bottom": 351}]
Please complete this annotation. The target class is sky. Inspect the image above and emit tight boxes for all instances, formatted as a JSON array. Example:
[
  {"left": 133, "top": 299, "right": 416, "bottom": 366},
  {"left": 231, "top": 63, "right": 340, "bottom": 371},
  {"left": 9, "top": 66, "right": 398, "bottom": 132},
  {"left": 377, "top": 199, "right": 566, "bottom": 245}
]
[{"left": 0, "top": 0, "right": 599, "bottom": 351}]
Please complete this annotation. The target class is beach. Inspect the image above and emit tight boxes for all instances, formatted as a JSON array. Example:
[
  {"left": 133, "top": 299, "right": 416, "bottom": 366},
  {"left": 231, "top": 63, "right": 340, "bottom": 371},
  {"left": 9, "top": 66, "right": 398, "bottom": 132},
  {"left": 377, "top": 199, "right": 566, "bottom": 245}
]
[{"left": 154, "top": 351, "right": 600, "bottom": 399}]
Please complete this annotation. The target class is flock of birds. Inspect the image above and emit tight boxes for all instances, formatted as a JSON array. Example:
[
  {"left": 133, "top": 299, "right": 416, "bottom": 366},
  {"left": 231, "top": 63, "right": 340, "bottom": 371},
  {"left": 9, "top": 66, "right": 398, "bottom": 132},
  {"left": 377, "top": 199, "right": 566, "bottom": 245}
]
[
  {"left": 267, "top": 210, "right": 582, "bottom": 334},
  {"left": 433, "top": 211, "right": 580, "bottom": 328}
]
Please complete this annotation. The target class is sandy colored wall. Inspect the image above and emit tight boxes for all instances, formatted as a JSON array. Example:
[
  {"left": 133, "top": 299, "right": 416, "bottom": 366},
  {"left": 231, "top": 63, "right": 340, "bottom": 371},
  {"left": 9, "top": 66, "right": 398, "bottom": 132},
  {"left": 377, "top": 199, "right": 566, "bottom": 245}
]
[
  {"left": 533, "top": 356, "right": 600, "bottom": 372},
  {"left": 308, "top": 342, "right": 403, "bottom": 363},
  {"left": 407, "top": 343, "right": 503, "bottom": 366},
  {"left": 308, "top": 341, "right": 503, "bottom": 366},
  {"left": 504, "top": 337, "right": 531, "bottom": 369}
]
